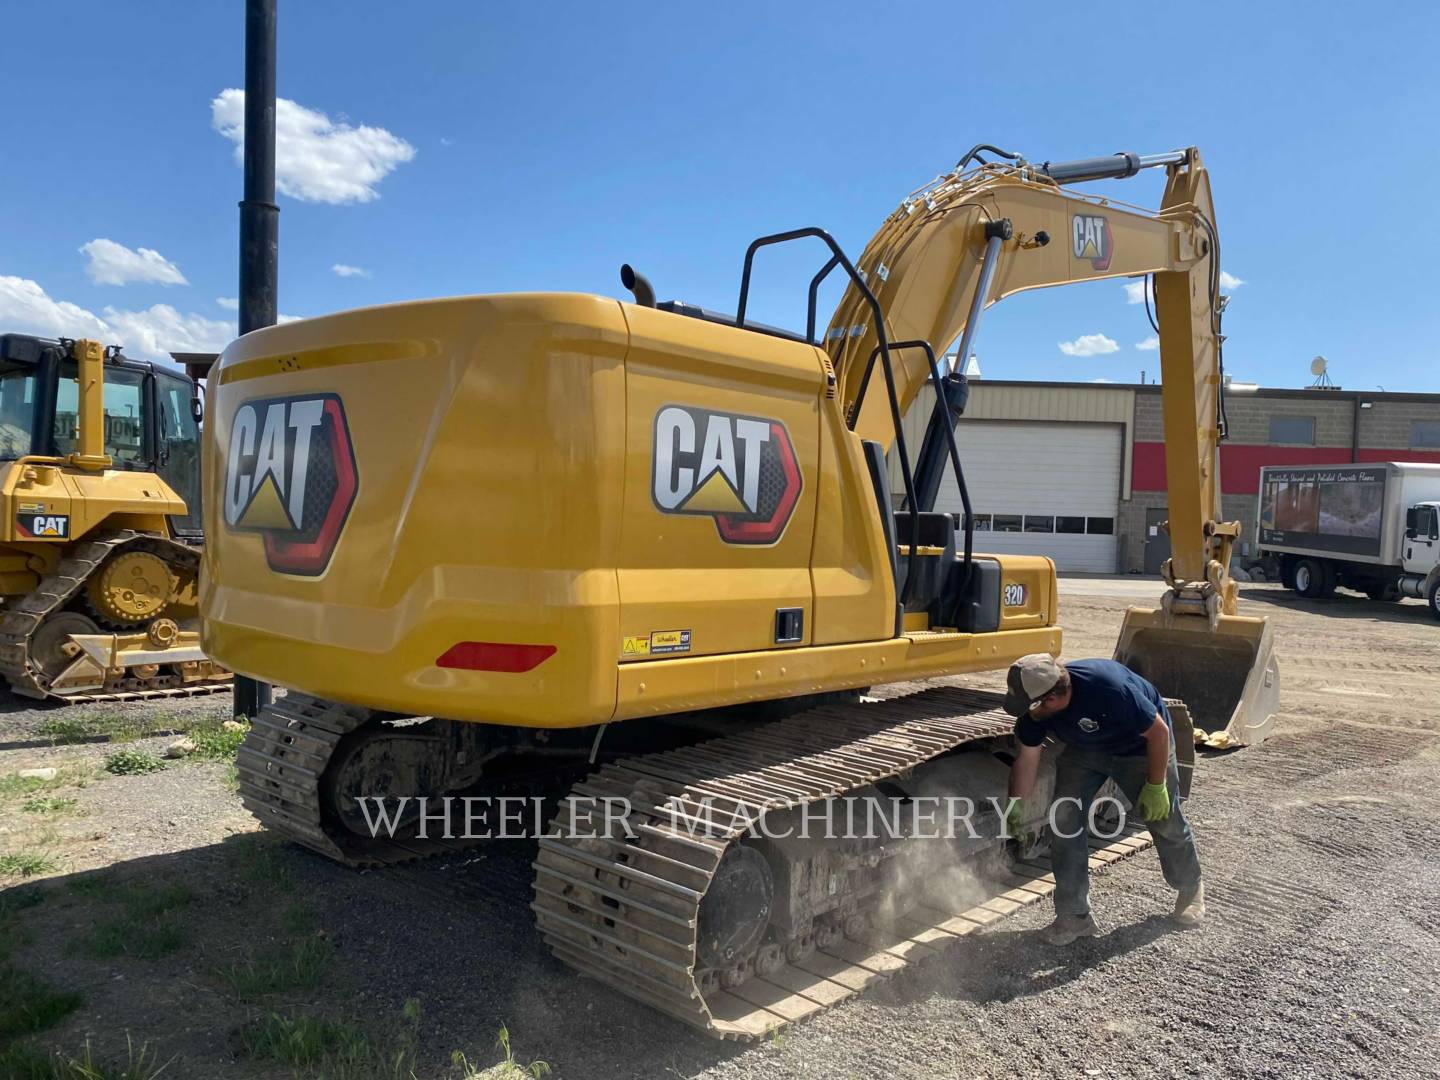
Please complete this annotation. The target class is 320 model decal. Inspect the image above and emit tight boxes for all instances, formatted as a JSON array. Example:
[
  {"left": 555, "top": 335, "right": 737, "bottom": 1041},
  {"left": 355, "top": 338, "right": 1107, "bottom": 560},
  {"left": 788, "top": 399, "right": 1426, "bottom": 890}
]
[
  {"left": 651, "top": 405, "right": 802, "bottom": 545},
  {"left": 223, "top": 393, "right": 358, "bottom": 576}
]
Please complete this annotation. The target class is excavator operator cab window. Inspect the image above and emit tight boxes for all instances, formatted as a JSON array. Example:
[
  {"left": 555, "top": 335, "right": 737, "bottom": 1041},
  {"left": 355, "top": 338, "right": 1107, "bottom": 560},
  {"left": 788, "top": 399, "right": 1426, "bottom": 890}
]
[
  {"left": 52, "top": 363, "right": 150, "bottom": 468},
  {"left": 0, "top": 364, "right": 37, "bottom": 461}
]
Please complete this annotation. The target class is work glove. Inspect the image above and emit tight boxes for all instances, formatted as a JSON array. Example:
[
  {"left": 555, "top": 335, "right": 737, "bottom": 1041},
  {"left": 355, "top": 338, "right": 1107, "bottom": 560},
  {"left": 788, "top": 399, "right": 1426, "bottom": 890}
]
[
  {"left": 1137, "top": 782, "right": 1171, "bottom": 822},
  {"left": 1004, "top": 797, "right": 1030, "bottom": 841}
]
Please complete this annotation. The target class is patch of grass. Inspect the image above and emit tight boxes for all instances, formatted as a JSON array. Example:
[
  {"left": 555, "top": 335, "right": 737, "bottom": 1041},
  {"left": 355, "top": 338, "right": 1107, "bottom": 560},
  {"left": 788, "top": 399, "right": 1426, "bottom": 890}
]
[
  {"left": 0, "top": 1036, "right": 169, "bottom": 1079},
  {"left": 0, "top": 852, "right": 56, "bottom": 878},
  {"left": 0, "top": 964, "right": 84, "bottom": 1041},
  {"left": 0, "top": 773, "right": 62, "bottom": 801},
  {"left": 450, "top": 1025, "right": 552, "bottom": 1079},
  {"left": 0, "top": 884, "right": 47, "bottom": 916},
  {"left": 21, "top": 797, "right": 78, "bottom": 816},
  {"left": 239, "top": 1004, "right": 421, "bottom": 1079},
  {"left": 39, "top": 712, "right": 190, "bottom": 746},
  {"left": 74, "top": 882, "right": 193, "bottom": 961},
  {"left": 214, "top": 934, "right": 334, "bottom": 999},
  {"left": 233, "top": 836, "right": 296, "bottom": 893},
  {"left": 491, "top": 1025, "right": 552, "bottom": 1079},
  {"left": 188, "top": 721, "right": 248, "bottom": 762},
  {"left": 101, "top": 749, "right": 165, "bottom": 777}
]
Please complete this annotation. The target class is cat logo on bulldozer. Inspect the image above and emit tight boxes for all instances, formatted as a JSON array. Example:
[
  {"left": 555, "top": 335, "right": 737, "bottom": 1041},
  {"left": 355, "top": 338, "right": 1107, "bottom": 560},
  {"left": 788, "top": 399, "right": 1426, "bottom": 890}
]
[
  {"left": 223, "top": 393, "right": 358, "bottom": 576},
  {"left": 1072, "top": 213, "right": 1114, "bottom": 271},
  {"left": 652, "top": 405, "right": 802, "bottom": 545},
  {"left": 16, "top": 513, "right": 68, "bottom": 538}
]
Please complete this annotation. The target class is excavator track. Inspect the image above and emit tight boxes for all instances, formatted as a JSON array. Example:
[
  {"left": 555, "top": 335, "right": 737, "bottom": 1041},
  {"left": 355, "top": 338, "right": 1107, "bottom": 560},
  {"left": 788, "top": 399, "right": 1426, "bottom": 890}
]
[
  {"left": 236, "top": 692, "right": 491, "bottom": 867},
  {"left": 532, "top": 686, "right": 1154, "bottom": 1040},
  {"left": 0, "top": 529, "right": 231, "bottom": 702}
]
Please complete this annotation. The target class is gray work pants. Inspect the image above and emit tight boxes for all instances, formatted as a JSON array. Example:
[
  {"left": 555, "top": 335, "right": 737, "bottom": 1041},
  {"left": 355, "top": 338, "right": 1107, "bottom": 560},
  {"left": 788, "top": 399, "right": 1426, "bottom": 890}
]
[{"left": 1049, "top": 738, "right": 1201, "bottom": 917}]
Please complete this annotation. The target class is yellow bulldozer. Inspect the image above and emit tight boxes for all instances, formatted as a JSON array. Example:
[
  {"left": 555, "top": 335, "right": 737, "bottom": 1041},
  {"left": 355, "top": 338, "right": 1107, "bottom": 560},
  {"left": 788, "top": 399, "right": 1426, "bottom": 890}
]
[
  {"left": 0, "top": 334, "right": 229, "bottom": 699},
  {"left": 205, "top": 145, "right": 1278, "bottom": 1036}
]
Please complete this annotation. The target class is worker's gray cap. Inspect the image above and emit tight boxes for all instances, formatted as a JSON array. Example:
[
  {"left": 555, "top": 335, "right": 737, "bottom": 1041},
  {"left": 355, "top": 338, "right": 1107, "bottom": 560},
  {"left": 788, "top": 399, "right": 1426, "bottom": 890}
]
[{"left": 1003, "top": 653, "right": 1065, "bottom": 718}]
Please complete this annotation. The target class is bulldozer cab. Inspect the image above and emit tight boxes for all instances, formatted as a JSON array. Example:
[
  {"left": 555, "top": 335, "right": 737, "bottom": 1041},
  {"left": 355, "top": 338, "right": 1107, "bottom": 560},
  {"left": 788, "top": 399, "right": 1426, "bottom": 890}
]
[{"left": 0, "top": 335, "right": 204, "bottom": 537}]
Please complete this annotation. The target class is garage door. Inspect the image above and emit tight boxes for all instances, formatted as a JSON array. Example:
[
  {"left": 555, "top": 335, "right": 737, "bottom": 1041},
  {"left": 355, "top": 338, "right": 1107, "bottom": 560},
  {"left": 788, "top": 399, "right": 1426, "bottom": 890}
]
[{"left": 933, "top": 420, "right": 1121, "bottom": 573}]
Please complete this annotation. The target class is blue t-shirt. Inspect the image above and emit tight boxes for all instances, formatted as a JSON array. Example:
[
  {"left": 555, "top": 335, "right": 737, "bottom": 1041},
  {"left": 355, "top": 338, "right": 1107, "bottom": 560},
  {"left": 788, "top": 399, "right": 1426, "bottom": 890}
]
[{"left": 1014, "top": 659, "right": 1169, "bottom": 755}]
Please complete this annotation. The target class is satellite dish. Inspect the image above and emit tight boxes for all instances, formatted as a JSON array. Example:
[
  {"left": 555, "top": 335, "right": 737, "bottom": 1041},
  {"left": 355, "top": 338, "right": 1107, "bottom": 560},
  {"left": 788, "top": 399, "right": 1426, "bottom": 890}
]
[{"left": 1310, "top": 356, "right": 1328, "bottom": 377}]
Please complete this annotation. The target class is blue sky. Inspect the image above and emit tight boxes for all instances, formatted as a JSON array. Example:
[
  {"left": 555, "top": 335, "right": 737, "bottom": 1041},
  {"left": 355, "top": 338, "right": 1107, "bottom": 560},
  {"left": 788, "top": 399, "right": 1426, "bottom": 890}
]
[{"left": 3, "top": 2, "right": 1438, "bottom": 390}]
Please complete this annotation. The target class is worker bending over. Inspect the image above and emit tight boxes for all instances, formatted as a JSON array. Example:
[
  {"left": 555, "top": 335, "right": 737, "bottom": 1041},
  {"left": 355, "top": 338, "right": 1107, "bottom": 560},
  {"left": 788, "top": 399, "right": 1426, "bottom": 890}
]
[{"left": 1003, "top": 654, "right": 1206, "bottom": 945}]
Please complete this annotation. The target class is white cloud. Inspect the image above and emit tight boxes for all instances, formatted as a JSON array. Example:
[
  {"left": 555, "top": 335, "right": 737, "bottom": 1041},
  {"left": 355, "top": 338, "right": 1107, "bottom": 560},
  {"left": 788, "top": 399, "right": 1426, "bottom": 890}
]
[
  {"left": 80, "top": 238, "right": 187, "bottom": 287},
  {"left": 1220, "top": 270, "right": 1245, "bottom": 290},
  {"left": 0, "top": 275, "right": 231, "bottom": 361},
  {"left": 0, "top": 276, "right": 112, "bottom": 339},
  {"left": 216, "top": 296, "right": 238, "bottom": 310},
  {"left": 211, "top": 88, "right": 416, "bottom": 205},
  {"left": 103, "top": 304, "right": 233, "bottom": 359},
  {"left": 1058, "top": 333, "right": 1120, "bottom": 357},
  {"left": 331, "top": 263, "right": 370, "bottom": 278},
  {"left": 1090, "top": 378, "right": 1115, "bottom": 383},
  {"left": 1124, "top": 280, "right": 1147, "bottom": 305},
  {"left": 1136, "top": 336, "right": 1159, "bottom": 351}
]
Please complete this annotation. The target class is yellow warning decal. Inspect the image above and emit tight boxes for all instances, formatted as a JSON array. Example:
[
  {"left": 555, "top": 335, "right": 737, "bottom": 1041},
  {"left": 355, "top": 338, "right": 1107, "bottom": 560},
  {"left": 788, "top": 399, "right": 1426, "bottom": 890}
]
[
  {"left": 621, "top": 630, "right": 693, "bottom": 658},
  {"left": 17, "top": 502, "right": 42, "bottom": 513}
]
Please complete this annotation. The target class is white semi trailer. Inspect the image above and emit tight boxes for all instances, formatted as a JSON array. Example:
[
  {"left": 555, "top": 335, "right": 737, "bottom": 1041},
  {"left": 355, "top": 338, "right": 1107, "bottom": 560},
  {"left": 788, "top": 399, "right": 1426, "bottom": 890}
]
[{"left": 1256, "top": 462, "right": 1440, "bottom": 618}]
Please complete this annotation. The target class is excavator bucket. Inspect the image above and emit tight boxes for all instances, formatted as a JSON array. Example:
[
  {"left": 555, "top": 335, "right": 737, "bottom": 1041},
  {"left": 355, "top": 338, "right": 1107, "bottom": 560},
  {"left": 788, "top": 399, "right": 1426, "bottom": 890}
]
[{"left": 1114, "top": 608, "right": 1280, "bottom": 748}]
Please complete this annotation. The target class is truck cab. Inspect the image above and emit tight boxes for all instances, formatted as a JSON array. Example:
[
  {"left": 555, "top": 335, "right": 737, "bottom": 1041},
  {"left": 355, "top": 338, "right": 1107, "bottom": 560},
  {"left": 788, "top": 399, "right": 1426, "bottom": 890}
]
[{"left": 1403, "top": 502, "right": 1440, "bottom": 577}]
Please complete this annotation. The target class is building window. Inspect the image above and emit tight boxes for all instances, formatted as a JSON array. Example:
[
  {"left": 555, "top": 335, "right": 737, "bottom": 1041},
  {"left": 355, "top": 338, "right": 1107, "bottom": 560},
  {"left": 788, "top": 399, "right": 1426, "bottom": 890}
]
[
  {"left": 1412, "top": 421, "right": 1440, "bottom": 449},
  {"left": 971, "top": 514, "right": 992, "bottom": 531},
  {"left": 993, "top": 514, "right": 1022, "bottom": 533},
  {"left": 1087, "top": 517, "right": 1115, "bottom": 535},
  {"left": 1023, "top": 515, "right": 1054, "bottom": 533},
  {"left": 1056, "top": 516, "right": 1085, "bottom": 534},
  {"left": 1268, "top": 415, "right": 1315, "bottom": 445}
]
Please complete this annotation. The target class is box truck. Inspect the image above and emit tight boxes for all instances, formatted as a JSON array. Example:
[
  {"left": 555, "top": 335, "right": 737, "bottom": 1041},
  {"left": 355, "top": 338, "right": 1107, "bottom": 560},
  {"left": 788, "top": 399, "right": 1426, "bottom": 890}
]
[{"left": 1257, "top": 462, "right": 1440, "bottom": 618}]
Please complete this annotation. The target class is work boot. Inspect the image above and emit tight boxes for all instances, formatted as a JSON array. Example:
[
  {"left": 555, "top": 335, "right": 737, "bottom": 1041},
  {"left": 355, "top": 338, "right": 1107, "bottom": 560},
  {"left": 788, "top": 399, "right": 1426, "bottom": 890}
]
[
  {"left": 1040, "top": 913, "right": 1099, "bottom": 946},
  {"left": 1173, "top": 882, "right": 1206, "bottom": 927}
]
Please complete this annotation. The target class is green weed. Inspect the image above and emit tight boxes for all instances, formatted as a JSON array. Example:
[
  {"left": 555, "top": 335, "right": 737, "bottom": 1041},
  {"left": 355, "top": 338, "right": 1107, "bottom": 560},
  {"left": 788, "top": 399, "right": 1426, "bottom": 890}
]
[
  {"left": 74, "top": 882, "right": 193, "bottom": 960},
  {"left": 0, "top": 1035, "right": 169, "bottom": 1079},
  {"left": 233, "top": 836, "right": 296, "bottom": 893},
  {"left": 187, "top": 722, "right": 248, "bottom": 762},
  {"left": 0, "top": 853, "right": 56, "bottom": 878},
  {"left": 474, "top": 1024, "right": 551, "bottom": 1079},
  {"left": 0, "top": 963, "right": 84, "bottom": 1040},
  {"left": 101, "top": 749, "right": 164, "bottom": 777},
  {"left": 239, "top": 1009, "right": 418, "bottom": 1078},
  {"left": 214, "top": 935, "right": 334, "bottom": 999},
  {"left": 22, "top": 796, "right": 77, "bottom": 816},
  {"left": 39, "top": 712, "right": 189, "bottom": 746}
]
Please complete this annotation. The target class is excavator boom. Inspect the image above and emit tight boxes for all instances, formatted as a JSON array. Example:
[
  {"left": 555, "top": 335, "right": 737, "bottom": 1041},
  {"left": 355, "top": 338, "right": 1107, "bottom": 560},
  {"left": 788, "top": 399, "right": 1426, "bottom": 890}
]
[{"left": 820, "top": 147, "right": 1277, "bottom": 742}]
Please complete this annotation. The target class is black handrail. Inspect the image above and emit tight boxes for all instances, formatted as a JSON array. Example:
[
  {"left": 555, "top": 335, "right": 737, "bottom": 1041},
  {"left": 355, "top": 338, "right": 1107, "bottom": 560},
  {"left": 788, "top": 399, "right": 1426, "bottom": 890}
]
[
  {"left": 897, "top": 340, "right": 975, "bottom": 602},
  {"left": 805, "top": 254, "right": 840, "bottom": 344},
  {"left": 735, "top": 227, "right": 919, "bottom": 626}
]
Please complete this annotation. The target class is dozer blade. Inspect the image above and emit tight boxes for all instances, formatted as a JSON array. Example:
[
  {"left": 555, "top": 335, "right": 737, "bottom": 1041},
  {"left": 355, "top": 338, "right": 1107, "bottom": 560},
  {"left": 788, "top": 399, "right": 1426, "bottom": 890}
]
[{"left": 1114, "top": 607, "right": 1279, "bottom": 748}]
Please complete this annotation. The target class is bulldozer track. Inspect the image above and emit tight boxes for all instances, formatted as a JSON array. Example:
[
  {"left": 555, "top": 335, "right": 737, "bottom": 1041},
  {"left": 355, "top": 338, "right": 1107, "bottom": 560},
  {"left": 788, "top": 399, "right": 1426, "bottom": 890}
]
[
  {"left": 0, "top": 529, "right": 231, "bottom": 702},
  {"left": 532, "top": 686, "right": 1153, "bottom": 1040},
  {"left": 236, "top": 692, "right": 490, "bottom": 867}
]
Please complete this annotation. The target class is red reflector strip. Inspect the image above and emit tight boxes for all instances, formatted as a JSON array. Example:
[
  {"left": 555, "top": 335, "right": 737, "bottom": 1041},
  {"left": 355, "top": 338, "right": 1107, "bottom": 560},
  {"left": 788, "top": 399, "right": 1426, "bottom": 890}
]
[{"left": 436, "top": 641, "right": 557, "bottom": 673}]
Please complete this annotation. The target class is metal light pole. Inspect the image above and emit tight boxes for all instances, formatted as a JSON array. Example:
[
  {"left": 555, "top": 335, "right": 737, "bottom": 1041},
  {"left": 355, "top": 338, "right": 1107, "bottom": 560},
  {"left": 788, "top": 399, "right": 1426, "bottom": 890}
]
[{"left": 234, "top": 0, "right": 277, "bottom": 719}]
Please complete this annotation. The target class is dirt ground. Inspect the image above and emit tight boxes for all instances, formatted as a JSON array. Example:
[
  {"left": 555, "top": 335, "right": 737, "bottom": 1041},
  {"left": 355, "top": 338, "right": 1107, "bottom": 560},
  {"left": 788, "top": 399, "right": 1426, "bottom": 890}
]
[{"left": 2, "top": 580, "right": 1438, "bottom": 1078}]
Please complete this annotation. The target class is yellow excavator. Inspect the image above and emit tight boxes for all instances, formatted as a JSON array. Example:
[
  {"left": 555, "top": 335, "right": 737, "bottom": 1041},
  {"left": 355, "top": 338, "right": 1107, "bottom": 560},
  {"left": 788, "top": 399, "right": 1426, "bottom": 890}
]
[
  {"left": 0, "top": 335, "right": 229, "bottom": 699},
  {"left": 206, "top": 145, "right": 1278, "bottom": 1036}
]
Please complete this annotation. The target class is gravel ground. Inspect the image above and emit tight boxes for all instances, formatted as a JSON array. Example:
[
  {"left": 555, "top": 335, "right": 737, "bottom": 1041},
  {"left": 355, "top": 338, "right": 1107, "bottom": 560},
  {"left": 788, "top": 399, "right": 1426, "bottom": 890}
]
[{"left": 2, "top": 581, "right": 1437, "bottom": 1078}]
